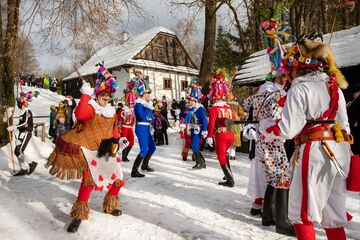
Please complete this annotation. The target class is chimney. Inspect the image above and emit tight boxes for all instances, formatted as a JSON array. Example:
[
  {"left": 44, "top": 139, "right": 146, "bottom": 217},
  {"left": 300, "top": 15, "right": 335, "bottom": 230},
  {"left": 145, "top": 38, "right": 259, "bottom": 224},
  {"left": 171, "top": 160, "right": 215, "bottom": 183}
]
[{"left": 119, "top": 31, "right": 129, "bottom": 43}]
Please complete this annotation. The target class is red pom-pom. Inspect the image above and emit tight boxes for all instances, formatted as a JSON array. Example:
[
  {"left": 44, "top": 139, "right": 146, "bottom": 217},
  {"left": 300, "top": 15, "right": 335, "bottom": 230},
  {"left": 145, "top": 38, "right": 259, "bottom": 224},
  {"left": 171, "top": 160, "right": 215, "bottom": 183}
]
[
  {"left": 98, "top": 175, "right": 104, "bottom": 181},
  {"left": 111, "top": 173, "right": 116, "bottom": 180},
  {"left": 116, "top": 157, "right": 121, "bottom": 162},
  {"left": 91, "top": 160, "right": 97, "bottom": 166}
]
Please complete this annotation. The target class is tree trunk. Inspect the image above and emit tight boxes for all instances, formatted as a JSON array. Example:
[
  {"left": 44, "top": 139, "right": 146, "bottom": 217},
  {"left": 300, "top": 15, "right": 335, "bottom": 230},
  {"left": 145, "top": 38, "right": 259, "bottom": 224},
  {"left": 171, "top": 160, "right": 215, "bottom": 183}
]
[
  {"left": 0, "top": 0, "right": 21, "bottom": 147},
  {"left": 199, "top": 0, "right": 217, "bottom": 85},
  {"left": 321, "top": 0, "right": 329, "bottom": 33}
]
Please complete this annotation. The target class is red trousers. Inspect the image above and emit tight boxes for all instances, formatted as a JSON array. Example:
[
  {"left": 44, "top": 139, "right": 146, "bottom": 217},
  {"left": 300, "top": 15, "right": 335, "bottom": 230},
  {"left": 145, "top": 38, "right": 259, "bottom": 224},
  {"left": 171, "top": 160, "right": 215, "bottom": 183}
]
[
  {"left": 215, "top": 132, "right": 234, "bottom": 166},
  {"left": 181, "top": 133, "right": 191, "bottom": 158},
  {"left": 78, "top": 172, "right": 122, "bottom": 202},
  {"left": 121, "top": 126, "right": 134, "bottom": 147}
]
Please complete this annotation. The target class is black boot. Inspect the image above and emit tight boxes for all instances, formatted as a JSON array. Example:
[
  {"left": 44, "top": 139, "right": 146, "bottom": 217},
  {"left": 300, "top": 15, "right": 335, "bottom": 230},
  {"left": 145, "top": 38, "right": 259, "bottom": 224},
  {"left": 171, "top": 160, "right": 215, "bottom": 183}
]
[
  {"left": 218, "top": 164, "right": 234, "bottom": 187},
  {"left": 27, "top": 162, "right": 38, "bottom": 175},
  {"left": 13, "top": 169, "right": 28, "bottom": 176},
  {"left": 126, "top": 146, "right": 132, "bottom": 161},
  {"left": 192, "top": 152, "right": 202, "bottom": 170},
  {"left": 122, "top": 147, "right": 129, "bottom": 162},
  {"left": 199, "top": 152, "right": 206, "bottom": 169},
  {"left": 275, "top": 189, "right": 296, "bottom": 236},
  {"left": 131, "top": 154, "right": 145, "bottom": 178},
  {"left": 250, "top": 208, "right": 262, "bottom": 216},
  {"left": 262, "top": 185, "right": 276, "bottom": 226},
  {"left": 182, "top": 156, "right": 187, "bottom": 161},
  {"left": 106, "top": 209, "right": 122, "bottom": 216},
  {"left": 67, "top": 219, "right": 82, "bottom": 233},
  {"left": 141, "top": 153, "right": 154, "bottom": 172}
]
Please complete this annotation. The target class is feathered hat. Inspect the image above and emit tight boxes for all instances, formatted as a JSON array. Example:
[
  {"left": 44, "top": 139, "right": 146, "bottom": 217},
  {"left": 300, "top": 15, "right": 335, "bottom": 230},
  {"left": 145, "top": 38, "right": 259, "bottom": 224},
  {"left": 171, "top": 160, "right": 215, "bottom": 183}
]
[
  {"left": 282, "top": 34, "right": 348, "bottom": 89},
  {"left": 16, "top": 90, "right": 40, "bottom": 108},
  {"left": 208, "top": 68, "right": 232, "bottom": 101},
  {"left": 123, "top": 80, "right": 137, "bottom": 106},
  {"left": 95, "top": 64, "right": 118, "bottom": 95},
  {"left": 132, "top": 70, "right": 151, "bottom": 97},
  {"left": 187, "top": 78, "right": 202, "bottom": 101}
]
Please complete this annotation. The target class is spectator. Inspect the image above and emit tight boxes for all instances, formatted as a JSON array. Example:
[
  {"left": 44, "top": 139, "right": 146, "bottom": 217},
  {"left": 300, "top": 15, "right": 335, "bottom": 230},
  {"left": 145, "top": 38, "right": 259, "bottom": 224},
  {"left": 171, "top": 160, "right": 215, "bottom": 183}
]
[
  {"left": 49, "top": 105, "right": 56, "bottom": 142},
  {"left": 179, "top": 97, "right": 186, "bottom": 113},
  {"left": 170, "top": 99, "right": 179, "bottom": 122},
  {"left": 160, "top": 102, "right": 169, "bottom": 145},
  {"left": 55, "top": 114, "right": 67, "bottom": 141},
  {"left": 162, "top": 95, "right": 168, "bottom": 109}
]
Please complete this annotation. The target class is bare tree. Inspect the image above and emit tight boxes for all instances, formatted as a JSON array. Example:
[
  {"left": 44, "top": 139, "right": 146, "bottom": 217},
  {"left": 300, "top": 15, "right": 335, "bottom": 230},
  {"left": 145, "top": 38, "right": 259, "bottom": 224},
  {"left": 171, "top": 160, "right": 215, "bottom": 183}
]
[
  {"left": 0, "top": 0, "right": 144, "bottom": 146},
  {"left": 15, "top": 33, "right": 40, "bottom": 74},
  {"left": 172, "top": 18, "right": 203, "bottom": 67}
]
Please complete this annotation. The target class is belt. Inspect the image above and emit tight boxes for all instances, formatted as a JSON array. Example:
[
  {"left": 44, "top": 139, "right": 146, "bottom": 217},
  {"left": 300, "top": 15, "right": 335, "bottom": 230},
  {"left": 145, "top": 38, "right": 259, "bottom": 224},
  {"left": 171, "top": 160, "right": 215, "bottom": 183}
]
[
  {"left": 137, "top": 122, "right": 150, "bottom": 126},
  {"left": 121, "top": 125, "right": 134, "bottom": 129},
  {"left": 294, "top": 130, "right": 335, "bottom": 145}
]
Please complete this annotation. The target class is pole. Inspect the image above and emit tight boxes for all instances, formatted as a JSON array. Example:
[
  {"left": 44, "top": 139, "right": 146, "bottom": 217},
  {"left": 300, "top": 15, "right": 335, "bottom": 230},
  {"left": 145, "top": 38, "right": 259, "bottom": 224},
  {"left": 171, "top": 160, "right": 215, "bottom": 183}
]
[{"left": 6, "top": 108, "right": 16, "bottom": 173}]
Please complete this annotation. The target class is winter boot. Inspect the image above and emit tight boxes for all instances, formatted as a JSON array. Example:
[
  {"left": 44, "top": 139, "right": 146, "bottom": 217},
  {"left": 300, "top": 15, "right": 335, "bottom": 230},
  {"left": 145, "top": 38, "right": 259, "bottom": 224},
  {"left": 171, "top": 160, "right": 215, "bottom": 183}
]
[
  {"left": 27, "top": 162, "right": 38, "bottom": 175},
  {"left": 223, "top": 156, "right": 231, "bottom": 180},
  {"left": 218, "top": 164, "right": 234, "bottom": 187},
  {"left": 67, "top": 219, "right": 82, "bottom": 233},
  {"left": 262, "top": 185, "right": 276, "bottom": 226},
  {"left": 13, "top": 169, "right": 29, "bottom": 176},
  {"left": 250, "top": 198, "right": 263, "bottom": 216},
  {"left": 275, "top": 188, "right": 295, "bottom": 236},
  {"left": 126, "top": 146, "right": 132, "bottom": 161},
  {"left": 109, "top": 209, "right": 123, "bottom": 216},
  {"left": 131, "top": 155, "right": 145, "bottom": 177},
  {"left": 141, "top": 153, "right": 155, "bottom": 172},
  {"left": 199, "top": 152, "right": 206, "bottom": 169},
  {"left": 122, "top": 147, "right": 129, "bottom": 162},
  {"left": 192, "top": 152, "right": 202, "bottom": 170}
]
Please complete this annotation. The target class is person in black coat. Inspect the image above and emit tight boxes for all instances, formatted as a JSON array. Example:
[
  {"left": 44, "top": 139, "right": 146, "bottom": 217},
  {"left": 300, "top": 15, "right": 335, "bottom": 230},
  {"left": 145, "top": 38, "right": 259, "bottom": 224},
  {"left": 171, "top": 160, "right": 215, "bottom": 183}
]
[{"left": 170, "top": 99, "right": 179, "bottom": 123}]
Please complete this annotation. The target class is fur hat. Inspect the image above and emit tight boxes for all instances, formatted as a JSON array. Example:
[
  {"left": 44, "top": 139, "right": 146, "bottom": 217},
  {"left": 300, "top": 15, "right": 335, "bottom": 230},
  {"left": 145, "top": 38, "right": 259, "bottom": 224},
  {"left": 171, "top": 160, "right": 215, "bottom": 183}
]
[{"left": 283, "top": 36, "right": 348, "bottom": 89}]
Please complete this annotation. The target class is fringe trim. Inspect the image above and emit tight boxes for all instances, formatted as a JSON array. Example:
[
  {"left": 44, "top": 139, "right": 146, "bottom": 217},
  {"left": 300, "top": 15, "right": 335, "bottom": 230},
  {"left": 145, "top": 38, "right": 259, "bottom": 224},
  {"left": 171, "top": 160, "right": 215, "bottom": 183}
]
[
  {"left": 103, "top": 194, "right": 119, "bottom": 214},
  {"left": 70, "top": 200, "right": 90, "bottom": 220},
  {"left": 45, "top": 148, "right": 88, "bottom": 181}
]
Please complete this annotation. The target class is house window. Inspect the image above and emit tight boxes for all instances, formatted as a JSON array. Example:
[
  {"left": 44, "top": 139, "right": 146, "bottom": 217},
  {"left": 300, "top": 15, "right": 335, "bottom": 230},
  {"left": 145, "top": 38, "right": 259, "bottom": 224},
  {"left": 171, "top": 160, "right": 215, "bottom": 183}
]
[
  {"left": 163, "top": 78, "right": 172, "bottom": 89},
  {"left": 181, "top": 80, "right": 188, "bottom": 91}
]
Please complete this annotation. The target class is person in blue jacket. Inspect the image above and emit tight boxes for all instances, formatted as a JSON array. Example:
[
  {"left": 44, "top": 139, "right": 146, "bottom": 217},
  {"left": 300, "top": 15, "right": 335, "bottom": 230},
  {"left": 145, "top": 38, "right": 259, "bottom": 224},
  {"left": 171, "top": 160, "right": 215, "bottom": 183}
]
[
  {"left": 180, "top": 79, "right": 208, "bottom": 169},
  {"left": 131, "top": 73, "right": 156, "bottom": 178}
]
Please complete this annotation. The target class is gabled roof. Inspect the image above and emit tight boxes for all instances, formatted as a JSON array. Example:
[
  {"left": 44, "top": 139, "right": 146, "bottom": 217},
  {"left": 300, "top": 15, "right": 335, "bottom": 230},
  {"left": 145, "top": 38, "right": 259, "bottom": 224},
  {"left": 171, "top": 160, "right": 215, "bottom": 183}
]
[
  {"left": 233, "top": 25, "right": 360, "bottom": 86},
  {"left": 64, "top": 26, "right": 198, "bottom": 81}
]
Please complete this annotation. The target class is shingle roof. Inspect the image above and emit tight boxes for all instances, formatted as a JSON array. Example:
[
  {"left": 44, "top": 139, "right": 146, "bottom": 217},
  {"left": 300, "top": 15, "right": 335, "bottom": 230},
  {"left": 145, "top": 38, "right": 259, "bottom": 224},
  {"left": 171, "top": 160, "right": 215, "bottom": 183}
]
[
  {"left": 233, "top": 25, "right": 360, "bottom": 85},
  {"left": 63, "top": 26, "right": 198, "bottom": 81}
]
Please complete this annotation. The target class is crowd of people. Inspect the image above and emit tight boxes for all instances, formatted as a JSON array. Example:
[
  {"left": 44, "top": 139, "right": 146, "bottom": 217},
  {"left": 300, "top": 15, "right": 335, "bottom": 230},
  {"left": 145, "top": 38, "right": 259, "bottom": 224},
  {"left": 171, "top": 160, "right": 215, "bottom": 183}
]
[
  {"left": 5, "top": 18, "right": 360, "bottom": 240},
  {"left": 20, "top": 73, "right": 59, "bottom": 92}
]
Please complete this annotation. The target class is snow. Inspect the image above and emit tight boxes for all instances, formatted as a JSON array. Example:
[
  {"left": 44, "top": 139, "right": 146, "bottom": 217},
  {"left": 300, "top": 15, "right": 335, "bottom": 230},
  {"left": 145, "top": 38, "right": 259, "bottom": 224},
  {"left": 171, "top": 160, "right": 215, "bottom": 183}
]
[
  {"left": 1, "top": 87, "right": 360, "bottom": 240},
  {"left": 233, "top": 25, "right": 360, "bottom": 85},
  {"left": 63, "top": 26, "right": 198, "bottom": 81}
]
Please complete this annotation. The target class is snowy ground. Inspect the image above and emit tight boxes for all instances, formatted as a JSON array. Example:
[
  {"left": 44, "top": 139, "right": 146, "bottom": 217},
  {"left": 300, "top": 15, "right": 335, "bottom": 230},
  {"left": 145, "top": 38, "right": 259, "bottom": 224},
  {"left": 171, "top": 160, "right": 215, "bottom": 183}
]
[{"left": 0, "top": 87, "right": 359, "bottom": 240}]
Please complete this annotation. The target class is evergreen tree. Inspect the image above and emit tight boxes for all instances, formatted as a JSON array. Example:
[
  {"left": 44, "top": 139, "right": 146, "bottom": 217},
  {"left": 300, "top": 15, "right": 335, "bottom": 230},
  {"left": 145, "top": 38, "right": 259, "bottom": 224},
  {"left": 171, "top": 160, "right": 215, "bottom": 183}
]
[{"left": 214, "top": 26, "right": 238, "bottom": 71}]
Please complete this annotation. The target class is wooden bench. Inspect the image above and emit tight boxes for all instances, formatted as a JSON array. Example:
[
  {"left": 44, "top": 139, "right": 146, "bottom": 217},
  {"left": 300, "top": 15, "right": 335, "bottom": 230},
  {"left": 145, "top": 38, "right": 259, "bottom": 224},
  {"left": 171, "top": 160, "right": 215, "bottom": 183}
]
[{"left": 33, "top": 122, "right": 46, "bottom": 142}]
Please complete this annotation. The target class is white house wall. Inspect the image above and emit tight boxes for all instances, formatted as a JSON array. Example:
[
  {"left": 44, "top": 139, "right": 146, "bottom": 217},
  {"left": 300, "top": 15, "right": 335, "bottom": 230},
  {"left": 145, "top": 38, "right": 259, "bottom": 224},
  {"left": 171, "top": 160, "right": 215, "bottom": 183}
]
[
  {"left": 124, "top": 67, "right": 194, "bottom": 103},
  {"left": 112, "top": 69, "right": 131, "bottom": 101}
]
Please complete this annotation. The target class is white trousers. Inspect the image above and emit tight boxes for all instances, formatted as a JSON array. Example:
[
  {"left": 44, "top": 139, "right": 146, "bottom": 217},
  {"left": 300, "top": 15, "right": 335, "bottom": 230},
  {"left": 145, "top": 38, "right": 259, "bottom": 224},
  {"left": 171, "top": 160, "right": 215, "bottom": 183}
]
[{"left": 247, "top": 155, "right": 267, "bottom": 199}]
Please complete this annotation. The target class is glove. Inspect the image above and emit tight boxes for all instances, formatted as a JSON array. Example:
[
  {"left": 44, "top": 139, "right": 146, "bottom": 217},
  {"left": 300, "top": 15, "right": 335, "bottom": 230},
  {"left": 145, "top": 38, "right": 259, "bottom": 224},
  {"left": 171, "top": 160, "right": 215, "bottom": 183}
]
[
  {"left": 201, "top": 130, "right": 208, "bottom": 139},
  {"left": 175, "top": 109, "right": 181, "bottom": 115},
  {"left": 206, "top": 137, "right": 213, "bottom": 147},
  {"left": 259, "top": 118, "right": 281, "bottom": 139},
  {"left": 179, "top": 123, "right": 186, "bottom": 129},
  {"left": 243, "top": 124, "right": 258, "bottom": 140},
  {"left": 119, "top": 137, "right": 129, "bottom": 151},
  {"left": 7, "top": 125, "right": 16, "bottom": 132},
  {"left": 80, "top": 81, "right": 94, "bottom": 96},
  {"left": 15, "top": 139, "right": 22, "bottom": 146}
]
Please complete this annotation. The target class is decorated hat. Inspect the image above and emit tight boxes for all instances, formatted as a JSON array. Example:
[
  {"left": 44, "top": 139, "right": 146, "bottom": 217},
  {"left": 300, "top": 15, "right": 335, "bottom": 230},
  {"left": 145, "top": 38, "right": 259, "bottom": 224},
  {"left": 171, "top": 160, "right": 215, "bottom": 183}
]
[
  {"left": 16, "top": 91, "right": 39, "bottom": 108},
  {"left": 208, "top": 69, "right": 232, "bottom": 101},
  {"left": 260, "top": 19, "right": 293, "bottom": 80},
  {"left": 282, "top": 35, "right": 348, "bottom": 89},
  {"left": 187, "top": 78, "right": 202, "bottom": 101},
  {"left": 95, "top": 64, "right": 118, "bottom": 95},
  {"left": 123, "top": 80, "right": 137, "bottom": 105},
  {"left": 132, "top": 70, "right": 151, "bottom": 96}
]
